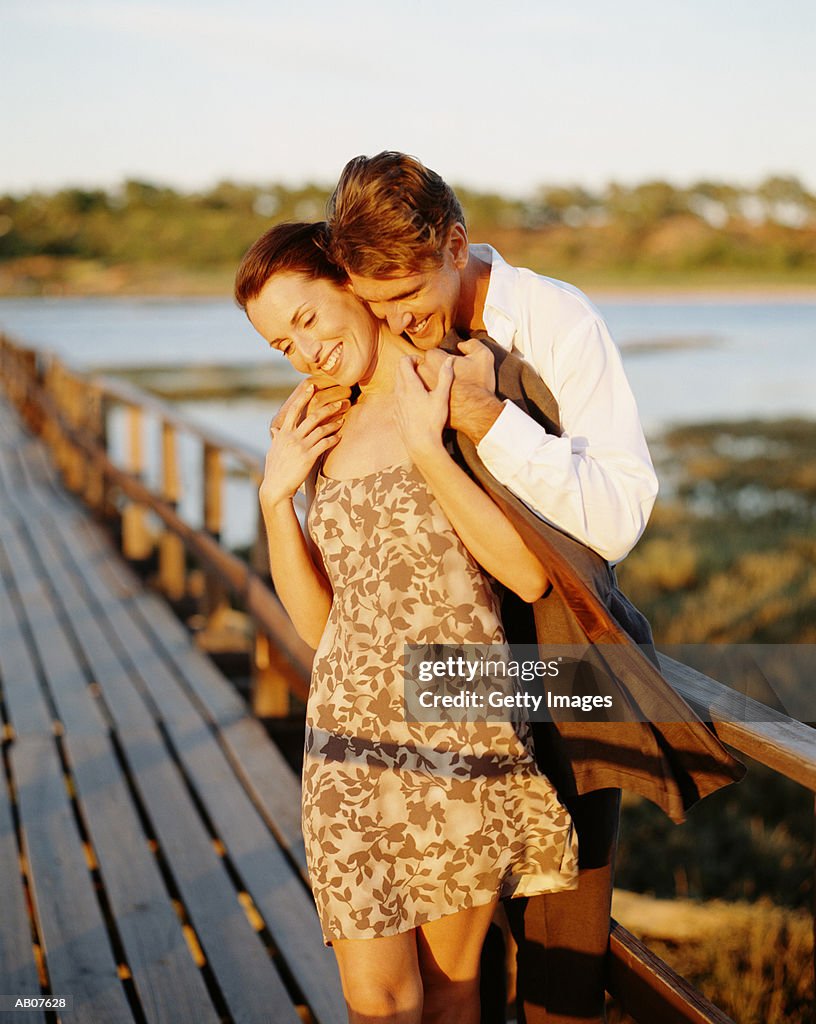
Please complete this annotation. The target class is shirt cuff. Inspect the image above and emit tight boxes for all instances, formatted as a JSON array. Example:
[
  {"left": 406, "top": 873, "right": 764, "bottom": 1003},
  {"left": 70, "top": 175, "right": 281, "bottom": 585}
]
[{"left": 476, "top": 400, "right": 554, "bottom": 480}]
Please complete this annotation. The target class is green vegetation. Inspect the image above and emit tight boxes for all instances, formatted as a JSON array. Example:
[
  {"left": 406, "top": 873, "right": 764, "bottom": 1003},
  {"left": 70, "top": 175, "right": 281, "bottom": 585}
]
[
  {"left": 618, "top": 419, "right": 816, "bottom": 645},
  {"left": 607, "top": 895, "right": 813, "bottom": 1024},
  {"left": 1, "top": 177, "right": 815, "bottom": 295},
  {"left": 608, "top": 418, "right": 816, "bottom": 1021},
  {"left": 615, "top": 418, "right": 816, "bottom": 910}
]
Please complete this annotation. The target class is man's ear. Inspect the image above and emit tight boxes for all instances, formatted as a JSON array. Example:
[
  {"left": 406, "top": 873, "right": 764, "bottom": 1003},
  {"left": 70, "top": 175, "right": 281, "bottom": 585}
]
[{"left": 447, "top": 222, "right": 469, "bottom": 269}]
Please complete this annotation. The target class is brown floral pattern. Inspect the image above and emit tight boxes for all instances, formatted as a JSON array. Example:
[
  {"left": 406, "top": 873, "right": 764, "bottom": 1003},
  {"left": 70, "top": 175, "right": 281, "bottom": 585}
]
[{"left": 305, "top": 461, "right": 578, "bottom": 943}]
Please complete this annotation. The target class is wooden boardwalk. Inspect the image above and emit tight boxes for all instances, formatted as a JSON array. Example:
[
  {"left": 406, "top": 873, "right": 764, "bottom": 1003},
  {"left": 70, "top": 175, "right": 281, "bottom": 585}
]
[
  {"left": 4, "top": 334, "right": 816, "bottom": 1024},
  {"left": 0, "top": 394, "right": 345, "bottom": 1023}
]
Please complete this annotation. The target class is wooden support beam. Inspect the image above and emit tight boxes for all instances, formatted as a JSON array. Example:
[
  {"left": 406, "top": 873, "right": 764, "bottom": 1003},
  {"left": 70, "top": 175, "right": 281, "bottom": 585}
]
[
  {"left": 158, "top": 421, "right": 185, "bottom": 601},
  {"left": 121, "top": 404, "right": 152, "bottom": 560}
]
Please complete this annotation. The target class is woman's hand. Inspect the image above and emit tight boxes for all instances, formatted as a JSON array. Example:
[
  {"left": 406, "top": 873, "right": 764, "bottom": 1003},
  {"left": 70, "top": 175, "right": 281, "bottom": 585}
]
[
  {"left": 393, "top": 355, "right": 454, "bottom": 464},
  {"left": 269, "top": 377, "right": 351, "bottom": 432},
  {"left": 259, "top": 382, "right": 342, "bottom": 506}
]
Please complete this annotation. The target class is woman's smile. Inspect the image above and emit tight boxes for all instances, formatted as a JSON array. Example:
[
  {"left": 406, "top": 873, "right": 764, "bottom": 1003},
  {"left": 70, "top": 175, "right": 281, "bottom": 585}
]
[{"left": 320, "top": 341, "right": 343, "bottom": 375}]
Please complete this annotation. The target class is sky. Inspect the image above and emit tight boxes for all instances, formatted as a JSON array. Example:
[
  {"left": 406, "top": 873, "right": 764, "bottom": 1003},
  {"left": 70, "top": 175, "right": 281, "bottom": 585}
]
[{"left": 2, "top": 0, "right": 815, "bottom": 197}]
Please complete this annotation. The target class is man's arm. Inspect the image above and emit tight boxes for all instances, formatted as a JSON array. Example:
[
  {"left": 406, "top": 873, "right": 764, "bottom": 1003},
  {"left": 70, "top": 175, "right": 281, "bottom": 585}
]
[{"left": 473, "top": 314, "right": 658, "bottom": 564}]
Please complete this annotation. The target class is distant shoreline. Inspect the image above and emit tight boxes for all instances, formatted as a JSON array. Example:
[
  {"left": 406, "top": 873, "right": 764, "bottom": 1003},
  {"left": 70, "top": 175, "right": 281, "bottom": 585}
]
[
  {"left": 587, "top": 282, "right": 816, "bottom": 303},
  {"left": 2, "top": 256, "right": 816, "bottom": 303},
  {"left": 2, "top": 281, "right": 816, "bottom": 304}
]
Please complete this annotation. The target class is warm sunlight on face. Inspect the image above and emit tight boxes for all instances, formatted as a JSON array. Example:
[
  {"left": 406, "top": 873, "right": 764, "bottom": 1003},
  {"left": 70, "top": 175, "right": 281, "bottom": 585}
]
[{"left": 247, "top": 273, "right": 380, "bottom": 386}]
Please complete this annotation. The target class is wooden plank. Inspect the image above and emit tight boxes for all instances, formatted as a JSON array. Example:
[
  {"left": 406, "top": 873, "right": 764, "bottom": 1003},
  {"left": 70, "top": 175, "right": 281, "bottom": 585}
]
[
  {"left": 12, "top": 733, "right": 134, "bottom": 1024},
  {"left": 0, "top": 529, "right": 222, "bottom": 1023},
  {"left": 218, "top": 715, "right": 309, "bottom": 878},
  {"left": 0, "top": 741, "right": 46, "bottom": 1024},
  {"left": 113, "top": 729, "right": 305, "bottom": 1024},
  {"left": 0, "top": 519, "right": 109, "bottom": 739},
  {"left": 51, "top": 504, "right": 311, "bottom": 878},
  {"left": 0, "top": 526, "right": 59, "bottom": 1024},
  {"left": 166, "top": 716, "right": 345, "bottom": 1024},
  {"left": 65, "top": 735, "right": 222, "bottom": 1024},
  {"left": 5, "top": 504, "right": 303, "bottom": 1024},
  {"left": 609, "top": 921, "right": 735, "bottom": 1024},
  {"left": 27, "top": 502, "right": 345, "bottom": 1024},
  {"left": 660, "top": 655, "right": 816, "bottom": 791},
  {"left": 0, "top": 545, "right": 53, "bottom": 738},
  {"left": 36, "top": 506, "right": 312, "bottom": 877}
]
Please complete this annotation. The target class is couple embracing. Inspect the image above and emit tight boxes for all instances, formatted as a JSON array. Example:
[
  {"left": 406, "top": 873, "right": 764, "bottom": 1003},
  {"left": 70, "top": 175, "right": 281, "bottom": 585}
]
[{"left": 235, "top": 152, "right": 743, "bottom": 1024}]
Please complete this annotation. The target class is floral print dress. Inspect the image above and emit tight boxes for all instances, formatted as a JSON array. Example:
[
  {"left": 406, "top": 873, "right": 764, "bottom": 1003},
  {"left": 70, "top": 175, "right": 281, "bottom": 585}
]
[{"left": 304, "top": 460, "right": 578, "bottom": 943}]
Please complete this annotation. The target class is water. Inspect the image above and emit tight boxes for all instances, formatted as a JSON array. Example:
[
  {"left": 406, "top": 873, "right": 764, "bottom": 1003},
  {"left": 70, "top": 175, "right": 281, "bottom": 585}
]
[
  {"left": 2, "top": 295, "right": 815, "bottom": 546},
  {"left": 2, "top": 295, "right": 814, "bottom": 441},
  {"left": 599, "top": 300, "right": 816, "bottom": 435}
]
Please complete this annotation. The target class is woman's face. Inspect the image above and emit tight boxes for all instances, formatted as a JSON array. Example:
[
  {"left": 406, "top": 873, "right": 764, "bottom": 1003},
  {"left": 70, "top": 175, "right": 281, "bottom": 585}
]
[{"left": 247, "top": 272, "right": 380, "bottom": 386}]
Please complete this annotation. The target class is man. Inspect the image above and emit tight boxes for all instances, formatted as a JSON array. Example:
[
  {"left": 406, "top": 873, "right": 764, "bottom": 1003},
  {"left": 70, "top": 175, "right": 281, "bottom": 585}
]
[
  {"left": 324, "top": 151, "right": 654, "bottom": 1024},
  {"left": 325, "top": 152, "right": 658, "bottom": 567}
]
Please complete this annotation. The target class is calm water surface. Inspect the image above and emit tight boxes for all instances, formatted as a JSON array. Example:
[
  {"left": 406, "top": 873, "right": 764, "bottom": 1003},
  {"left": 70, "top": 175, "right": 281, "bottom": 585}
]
[{"left": 2, "top": 295, "right": 814, "bottom": 440}]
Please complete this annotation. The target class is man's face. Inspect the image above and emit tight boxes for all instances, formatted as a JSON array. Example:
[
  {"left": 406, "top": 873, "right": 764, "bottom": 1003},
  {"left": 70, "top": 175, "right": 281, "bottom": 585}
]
[{"left": 349, "top": 226, "right": 467, "bottom": 350}]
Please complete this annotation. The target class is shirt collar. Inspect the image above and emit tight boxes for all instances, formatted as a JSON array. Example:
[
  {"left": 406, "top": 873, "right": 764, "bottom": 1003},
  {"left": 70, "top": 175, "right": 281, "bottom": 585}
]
[{"left": 471, "top": 243, "right": 517, "bottom": 350}]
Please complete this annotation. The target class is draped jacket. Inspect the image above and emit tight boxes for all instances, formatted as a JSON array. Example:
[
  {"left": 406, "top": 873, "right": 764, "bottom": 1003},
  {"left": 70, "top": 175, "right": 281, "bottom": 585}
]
[{"left": 445, "top": 335, "right": 745, "bottom": 823}]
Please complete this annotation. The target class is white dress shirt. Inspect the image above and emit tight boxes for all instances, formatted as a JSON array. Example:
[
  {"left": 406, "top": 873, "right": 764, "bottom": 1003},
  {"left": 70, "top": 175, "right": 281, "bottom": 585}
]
[{"left": 473, "top": 245, "right": 658, "bottom": 564}]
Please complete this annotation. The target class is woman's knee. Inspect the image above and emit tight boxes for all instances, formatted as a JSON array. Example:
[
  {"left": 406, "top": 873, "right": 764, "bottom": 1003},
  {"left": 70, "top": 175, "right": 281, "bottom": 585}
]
[
  {"left": 341, "top": 968, "right": 423, "bottom": 1021},
  {"left": 333, "top": 934, "right": 423, "bottom": 1021}
]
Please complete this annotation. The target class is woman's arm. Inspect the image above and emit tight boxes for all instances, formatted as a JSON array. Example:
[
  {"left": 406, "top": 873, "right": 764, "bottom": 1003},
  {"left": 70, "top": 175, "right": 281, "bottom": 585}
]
[
  {"left": 394, "top": 358, "right": 549, "bottom": 604},
  {"left": 259, "top": 382, "right": 341, "bottom": 648}
]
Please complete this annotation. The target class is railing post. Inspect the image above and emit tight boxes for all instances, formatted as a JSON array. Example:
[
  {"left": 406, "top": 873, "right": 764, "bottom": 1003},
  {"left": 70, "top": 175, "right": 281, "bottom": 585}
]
[
  {"left": 64, "top": 374, "right": 86, "bottom": 494},
  {"left": 121, "top": 404, "right": 153, "bottom": 560},
  {"left": 47, "top": 361, "right": 68, "bottom": 478},
  {"left": 38, "top": 359, "right": 57, "bottom": 457},
  {"left": 249, "top": 498, "right": 291, "bottom": 717},
  {"left": 158, "top": 420, "right": 186, "bottom": 601},
  {"left": 82, "top": 383, "right": 107, "bottom": 513},
  {"left": 251, "top": 629, "right": 291, "bottom": 718},
  {"left": 201, "top": 442, "right": 228, "bottom": 618}
]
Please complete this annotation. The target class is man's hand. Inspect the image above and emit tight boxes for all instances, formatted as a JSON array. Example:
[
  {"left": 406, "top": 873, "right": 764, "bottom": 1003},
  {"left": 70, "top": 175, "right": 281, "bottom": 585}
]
[
  {"left": 415, "top": 339, "right": 503, "bottom": 442},
  {"left": 416, "top": 337, "right": 494, "bottom": 391},
  {"left": 269, "top": 377, "right": 351, "bottom": 433}
]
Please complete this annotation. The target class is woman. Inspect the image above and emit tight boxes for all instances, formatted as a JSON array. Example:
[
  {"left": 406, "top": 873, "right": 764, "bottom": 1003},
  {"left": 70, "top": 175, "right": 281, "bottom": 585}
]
[{"left": 235, "top": 222, "right": 578, "bottom": 1024}]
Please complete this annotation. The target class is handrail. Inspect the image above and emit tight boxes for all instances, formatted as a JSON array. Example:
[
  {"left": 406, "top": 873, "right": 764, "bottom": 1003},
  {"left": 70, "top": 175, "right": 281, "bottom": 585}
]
[
  {"left": 2, "top": 330, "right": 814, "bottom": 1024},
  {"left": 0, "top": 332, "right": 311, "bottom": 716},
  {"left": 94, "top": 372, "right": 267, "bottom": 472},
  {"left": 660, "top": 654, "right": 816, "bottom": 790}
]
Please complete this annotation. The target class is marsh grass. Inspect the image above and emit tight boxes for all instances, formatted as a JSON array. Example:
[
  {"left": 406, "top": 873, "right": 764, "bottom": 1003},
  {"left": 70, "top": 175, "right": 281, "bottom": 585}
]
[
  {"left": 608, "top": 418, "right": 816, "bottom": 1019},
  {"left": 606, "top": 895, "right": 813, "bottom": 1023},
  {"left": 617, "top": 418, "right": 816, "bottom": 643}
]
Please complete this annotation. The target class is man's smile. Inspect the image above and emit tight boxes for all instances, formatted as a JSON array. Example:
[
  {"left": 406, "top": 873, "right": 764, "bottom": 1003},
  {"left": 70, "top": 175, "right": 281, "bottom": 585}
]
[{"left": 407, "top": 316, "right": 431, "bottom": 338}]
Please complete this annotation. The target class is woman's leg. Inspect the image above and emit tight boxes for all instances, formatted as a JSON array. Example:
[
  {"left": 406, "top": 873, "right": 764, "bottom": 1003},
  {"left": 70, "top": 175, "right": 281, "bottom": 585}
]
[
  {"left": 417, "top": 899, "right": 499, "bottom": 1024},
  {"left": 332, "top": 930, "right": 424, "bottom": 1023}
]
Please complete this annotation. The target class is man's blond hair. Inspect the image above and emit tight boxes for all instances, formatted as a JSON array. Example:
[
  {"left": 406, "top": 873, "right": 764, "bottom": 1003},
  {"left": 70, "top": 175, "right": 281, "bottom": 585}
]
[{"left": 326, "top": 152, "right": 465, "bottom": 277}]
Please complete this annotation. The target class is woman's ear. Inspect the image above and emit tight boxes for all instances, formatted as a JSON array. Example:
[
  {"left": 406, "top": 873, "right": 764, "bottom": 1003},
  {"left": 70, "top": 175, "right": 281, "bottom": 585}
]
[{"left": 447, "top": 222, "right": 470, "bottom": 269}]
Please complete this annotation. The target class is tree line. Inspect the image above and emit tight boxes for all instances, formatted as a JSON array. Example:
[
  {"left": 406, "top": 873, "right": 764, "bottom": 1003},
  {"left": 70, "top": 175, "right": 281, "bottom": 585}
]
[{"left": 1, "top": 176, "right": 814, "bottom": 291}]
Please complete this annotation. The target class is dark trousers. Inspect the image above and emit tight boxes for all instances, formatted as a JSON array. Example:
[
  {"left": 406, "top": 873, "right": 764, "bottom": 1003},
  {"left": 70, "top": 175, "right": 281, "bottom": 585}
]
[{"left": 495, "top": 788, "right": 621, "bottom": 1024}]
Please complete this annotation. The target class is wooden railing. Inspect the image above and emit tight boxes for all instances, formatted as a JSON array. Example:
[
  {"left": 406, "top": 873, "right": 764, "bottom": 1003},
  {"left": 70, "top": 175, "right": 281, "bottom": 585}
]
[
  {"left": 0, "top": 333, "right": 312, "bottom": 718},
  {"left": 2, "top": 331, "right": 815, "bottom": 1024}
]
